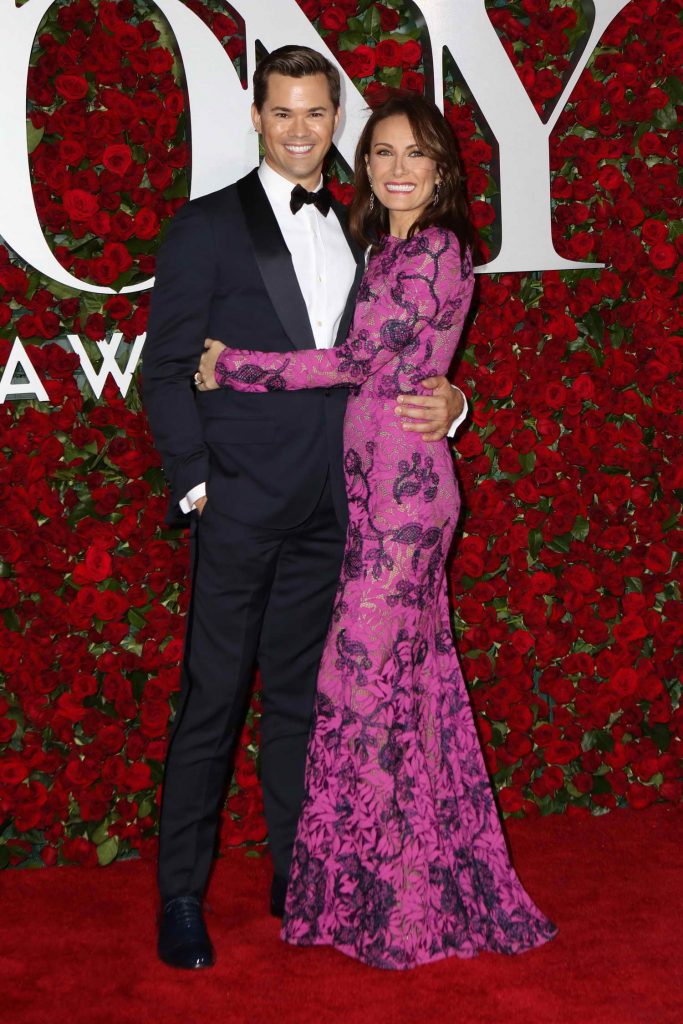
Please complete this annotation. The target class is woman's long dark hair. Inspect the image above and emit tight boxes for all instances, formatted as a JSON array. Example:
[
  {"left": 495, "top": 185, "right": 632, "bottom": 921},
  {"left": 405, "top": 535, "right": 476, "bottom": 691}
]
[{"left": 348, "top": 92, "right": 474, "bottom": 257}]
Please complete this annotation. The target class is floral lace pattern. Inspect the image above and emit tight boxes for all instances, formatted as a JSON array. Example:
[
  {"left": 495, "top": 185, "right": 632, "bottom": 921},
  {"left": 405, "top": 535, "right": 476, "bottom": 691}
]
[{"left": 215, "top": 227, "right": 556, "bottom": 969}]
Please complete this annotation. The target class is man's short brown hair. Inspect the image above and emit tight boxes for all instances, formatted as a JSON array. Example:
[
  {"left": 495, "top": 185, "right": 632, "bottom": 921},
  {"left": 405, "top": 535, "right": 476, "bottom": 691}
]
[{"left": 253, "top": 45, "right": 341, "bottom": 111}]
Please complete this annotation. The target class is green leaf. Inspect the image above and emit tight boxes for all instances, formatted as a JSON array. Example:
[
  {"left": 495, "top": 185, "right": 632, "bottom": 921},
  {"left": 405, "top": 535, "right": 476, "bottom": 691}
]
[
  {"left": 663, "top": 75, "right": 683, "bottom": 105},
  {"left": 652, "top": 104, "right": 678, "bottom": 131},
  {"left": 647, "top": 724, "right": 671, "bottom": 753},
  {"left": 546, "top": 532, "right": 572, "bottom": 554},
  {"left": 580, "top": 307, "right": 605, "bottom": 343},
  {"left": 3, "top": 609, "right": 21, "bottom": 631},
  {"left": 97, "top": 836, "right": 119, "bottom": 866},
  {"left": 571, "top": 516, "right": 590, "bottom": 542},
  {"left": 338, "top": 31, "right": 366, "bottom": 51},
  {"left": 594, "top": 729, "right": 615, "bottom": 753},
  {"left": 491, "top": 725, "right": 506, "bottom": 748},
  {"left": 26, "top": 122, "right": 44, "bottom": 154},
  {"left": 528, "top": 529, "right": 543, "bottom": 561},
  {"left": 138, "top": 798, "right": 153, "bottom": 818},
  {"left": 127, "top": 608, "right": 147, "bottom": 629},
  {"left": 345, "top": 16, "right": 364, "bottom": 33},
  {"left": 518, "top": 450, "right": 536, "bottom": 474},
  {"left": 90, "top": 819, "right": 110, "bottom": 846},
  {"left": 362, "top": 5, "right": 382, "bottom": 36},
  {"left": 163, "top": 175, "right": 190, "bottom": 200},
  {"left": 378, "top": 66, "right": 404, "bottom": 88}
]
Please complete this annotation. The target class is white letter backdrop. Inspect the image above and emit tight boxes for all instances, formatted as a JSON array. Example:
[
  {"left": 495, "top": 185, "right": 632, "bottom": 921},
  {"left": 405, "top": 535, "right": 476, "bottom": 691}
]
[{"left": 0, "top": 0, "right": 631, "bottom": 401}]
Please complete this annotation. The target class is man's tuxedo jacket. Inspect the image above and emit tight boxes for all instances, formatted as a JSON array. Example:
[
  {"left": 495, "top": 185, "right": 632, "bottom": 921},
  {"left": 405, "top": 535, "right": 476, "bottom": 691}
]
[{"left": 143, "top": 169, "right": 365, "bottom": 529}]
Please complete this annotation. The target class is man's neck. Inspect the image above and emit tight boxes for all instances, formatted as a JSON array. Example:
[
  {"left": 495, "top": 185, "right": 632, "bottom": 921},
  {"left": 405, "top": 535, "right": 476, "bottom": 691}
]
[{"left": 261, "top": 157, "right": 323, "bottom": 193}]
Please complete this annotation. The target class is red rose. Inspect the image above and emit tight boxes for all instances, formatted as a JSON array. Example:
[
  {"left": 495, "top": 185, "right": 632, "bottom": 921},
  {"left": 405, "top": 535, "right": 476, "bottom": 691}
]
[
  {"left": 626, "top": 783, "right": 657, "bottom": 810},
  {"left": 505, "top": 731, "right": 533, "bottom": 758},
  {"left": 368, "top": 5, "right": 394, "bottom": 30},
  {"left": 102, "top": 143, "right": 134, "bottom": 176},
  {"left": 375, "top": 40, "right": 402, "bottom": 68},
  {"left": 339, "top": 45, "right": 376, "bottom": 79},
  {"left": 84, "top": 545, "right": 113, "bottom": 583},
  {"left": 55, "top": 74, "right": 89, "bottom": 101},
  {"left": 102, "top": 296, "right": 132, "bottom": 323},
  {"left": 0, "top": 580, "right": 19, "bottom": 609},
  {"left": 124, "top": 761, "right": 153, "bottom": 792},
  {"left": 62, "top": 837, "right": 98, "bottom": 866},
  {"left": 544, "top": 740, "right": 581, "bottom": 765},
  {"left": 613, "top": 615, "right": 648, "bottom": 644},
  {"left": 641, "top": 218, "right": 668, "bottom": 244},
  {"left": 58, "top": 139, "right": 86, "bottom": 166},
  {"left": 400, "top": 40, "right": 422, "bottom": 68},
  {"left": 0, "top": 755, "right": 29, "bottom": 785},
  {"left": 94, "top": 589, "right": 129, "bottom": 622},
  {"left": 63, "top": 189, "right": 99, "bottom": 221},
  {"left": 644, "top": 543, "right": 672, "bottom": 573},
  {"left": 353, "top": 45, "right": 377, "bottom": 78},
  {"left": 107, "top": 446, "right": 154, "bottom": 478},
  {"left": 147, "top": 47, "right": 174, "bottom": 74},
  {"left": 648, "top": 243, "right": 676, "bottom": 270},
  {"left": 84, "top": 313, "right": 106, "bottom": 340},
  {"left": 112, "top": 23, "right": 142, "bottom": 50},
  {"left": 133, "top": 208, "right": 159, "bottom": 240},
  {"left": 319, "top": 7, "right": 348, "bottom": 32},
  {"left": 139, "top": 700, "right": 171, "bottom": 738},
  {"left": 609, "top": 667, "right": 638, "bottom": 698},
  {"left": 400, "top": 71, "right": 425, "bottom": 93},
  {"left": 498, "top": 787, "right": 524, "bottom": 813},
  {"left": 65, "top": 757, "right": 100, "bottom": 787}
]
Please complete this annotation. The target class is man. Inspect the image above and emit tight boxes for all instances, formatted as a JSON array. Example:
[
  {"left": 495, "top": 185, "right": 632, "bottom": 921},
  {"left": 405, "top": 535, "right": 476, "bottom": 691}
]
[{"left": 143, "top": 45, "right": 467, "bottom": 970}]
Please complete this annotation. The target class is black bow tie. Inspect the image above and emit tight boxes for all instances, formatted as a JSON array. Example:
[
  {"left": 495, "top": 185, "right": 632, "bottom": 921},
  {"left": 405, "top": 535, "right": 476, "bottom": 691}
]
[{"left": 290, "top": 183, "right": 332, "bottom": 217}]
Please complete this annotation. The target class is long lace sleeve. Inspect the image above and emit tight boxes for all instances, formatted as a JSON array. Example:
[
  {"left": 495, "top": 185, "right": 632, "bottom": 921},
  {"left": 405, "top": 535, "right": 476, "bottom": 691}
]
[{"left": 214, "top": 228, "right": 473, "bottom": 394}]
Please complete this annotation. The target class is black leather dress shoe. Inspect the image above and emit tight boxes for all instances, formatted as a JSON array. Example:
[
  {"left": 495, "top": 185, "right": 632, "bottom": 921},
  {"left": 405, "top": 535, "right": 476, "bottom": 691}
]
[
  {"left": 158, "top": 896, "right": 215, "bottom": 969},
  {"left": 270, "top": 875, "right": 288, "bottom": 918}
]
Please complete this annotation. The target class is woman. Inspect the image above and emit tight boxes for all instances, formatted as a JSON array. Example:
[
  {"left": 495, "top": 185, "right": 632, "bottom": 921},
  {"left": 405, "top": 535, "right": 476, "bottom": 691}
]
[{"left": 197, "top": 94, "right": 556, "bottom": 969}]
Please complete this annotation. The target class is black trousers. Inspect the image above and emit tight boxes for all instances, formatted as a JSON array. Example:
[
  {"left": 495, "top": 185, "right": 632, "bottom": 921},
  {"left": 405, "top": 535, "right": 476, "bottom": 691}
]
[{"left": 157, "top": 477, "right": 346, "bottom": 902}]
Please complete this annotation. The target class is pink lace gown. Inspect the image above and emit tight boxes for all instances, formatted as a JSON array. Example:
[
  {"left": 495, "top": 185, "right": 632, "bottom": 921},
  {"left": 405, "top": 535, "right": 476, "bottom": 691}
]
[{"left": 214, "top": 227, "right": 557, "bottom": 969}]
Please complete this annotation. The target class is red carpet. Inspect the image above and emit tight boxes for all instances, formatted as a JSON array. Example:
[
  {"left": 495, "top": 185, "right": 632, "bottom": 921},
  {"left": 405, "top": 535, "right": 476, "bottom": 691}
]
[{"left": 4, "top": 805, "right": 682, "bottom": 1024}]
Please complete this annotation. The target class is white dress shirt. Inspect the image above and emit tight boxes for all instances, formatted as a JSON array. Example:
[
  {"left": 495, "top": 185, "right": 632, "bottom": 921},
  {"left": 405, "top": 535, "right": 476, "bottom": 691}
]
[{"left": 181, "top": 162, "right": 468, "bottom": 512}]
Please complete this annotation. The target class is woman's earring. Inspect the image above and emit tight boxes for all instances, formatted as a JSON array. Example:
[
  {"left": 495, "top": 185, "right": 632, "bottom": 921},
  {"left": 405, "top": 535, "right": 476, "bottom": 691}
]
[
  {"left": 433, "top": 181, "right": 441, "bottom": 205},
  {"left": 369, "top": 190, "right": 375, "bottom": 212}
]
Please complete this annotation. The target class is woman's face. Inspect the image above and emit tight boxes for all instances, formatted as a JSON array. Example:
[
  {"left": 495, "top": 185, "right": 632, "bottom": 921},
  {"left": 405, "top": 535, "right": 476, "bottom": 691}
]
[{"left": 365, "top": 114, "right": 440, "bottom": 237}]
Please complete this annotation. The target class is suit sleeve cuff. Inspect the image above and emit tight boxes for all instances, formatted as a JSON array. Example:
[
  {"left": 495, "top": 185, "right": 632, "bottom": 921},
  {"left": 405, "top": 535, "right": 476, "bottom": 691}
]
[
  {"left": 179, "top": 482, "right": 207, "bottom": 514},
  {"left": 447, "top": 387, "right": 468, "bottom": 438}
]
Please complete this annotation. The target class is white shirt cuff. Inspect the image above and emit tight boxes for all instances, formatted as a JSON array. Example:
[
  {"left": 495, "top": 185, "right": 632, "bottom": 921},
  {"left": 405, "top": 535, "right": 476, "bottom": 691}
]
[
  {"left": 179, "top": 482, "right": 206, "bottom": 514},
  {"left": 447, "top": 387, "right": 468, "bottom": 437}
]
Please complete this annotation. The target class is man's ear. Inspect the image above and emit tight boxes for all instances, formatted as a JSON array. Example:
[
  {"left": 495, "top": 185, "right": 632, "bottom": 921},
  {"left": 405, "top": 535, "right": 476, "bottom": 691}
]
[
  {"left": 333, "top": 106, "right": 341, "bottom": 133},
  {"left": 251, "top": 103, "right": 261, "bottom": 134}
]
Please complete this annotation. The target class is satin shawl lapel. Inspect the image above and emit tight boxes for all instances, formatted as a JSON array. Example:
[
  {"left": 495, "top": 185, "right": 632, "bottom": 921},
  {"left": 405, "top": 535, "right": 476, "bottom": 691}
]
[
  {"left": 331, "top": 200, "right": 366, "bottom": 348},
  {"left": 236, "top": 170, "right": 315, "bottom": 351}
]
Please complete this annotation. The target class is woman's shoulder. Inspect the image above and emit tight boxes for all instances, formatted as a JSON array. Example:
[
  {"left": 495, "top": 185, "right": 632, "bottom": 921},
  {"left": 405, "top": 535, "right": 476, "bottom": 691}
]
[
  {"left": 400, "top": 226, "right": 472, "bottom": 277},
  {"left": 414, "top": 224, "right": 464, "bottom": 254}
]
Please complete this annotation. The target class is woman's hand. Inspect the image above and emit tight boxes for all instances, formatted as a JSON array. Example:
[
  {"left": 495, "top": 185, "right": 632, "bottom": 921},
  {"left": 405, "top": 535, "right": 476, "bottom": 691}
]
[{"left": 194, "top": 338, "right": 227, "bottom": 391}]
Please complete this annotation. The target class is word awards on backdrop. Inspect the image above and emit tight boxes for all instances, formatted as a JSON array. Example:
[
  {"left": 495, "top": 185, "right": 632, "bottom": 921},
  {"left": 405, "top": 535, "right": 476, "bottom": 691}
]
[{"left": 0, "top": 0, "right": 632, "bottom": 404}]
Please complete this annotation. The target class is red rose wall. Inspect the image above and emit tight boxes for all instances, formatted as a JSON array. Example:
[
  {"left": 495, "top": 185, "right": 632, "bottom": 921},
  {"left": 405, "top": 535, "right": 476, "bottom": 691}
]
[{"left": 0, "top": 0, "right": 680, "bottom": 869}]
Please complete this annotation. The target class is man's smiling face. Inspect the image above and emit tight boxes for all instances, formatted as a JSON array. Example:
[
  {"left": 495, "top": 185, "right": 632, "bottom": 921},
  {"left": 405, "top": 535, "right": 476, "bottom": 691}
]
[{"left": 252, "top": 72, "right": 340, "bottom": 191}]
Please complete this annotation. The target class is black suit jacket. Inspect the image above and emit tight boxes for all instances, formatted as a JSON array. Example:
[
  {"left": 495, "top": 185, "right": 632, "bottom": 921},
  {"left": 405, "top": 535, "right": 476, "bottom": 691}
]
[{"left": 142, "top": 169, "right": 365, "bottom": 529}]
